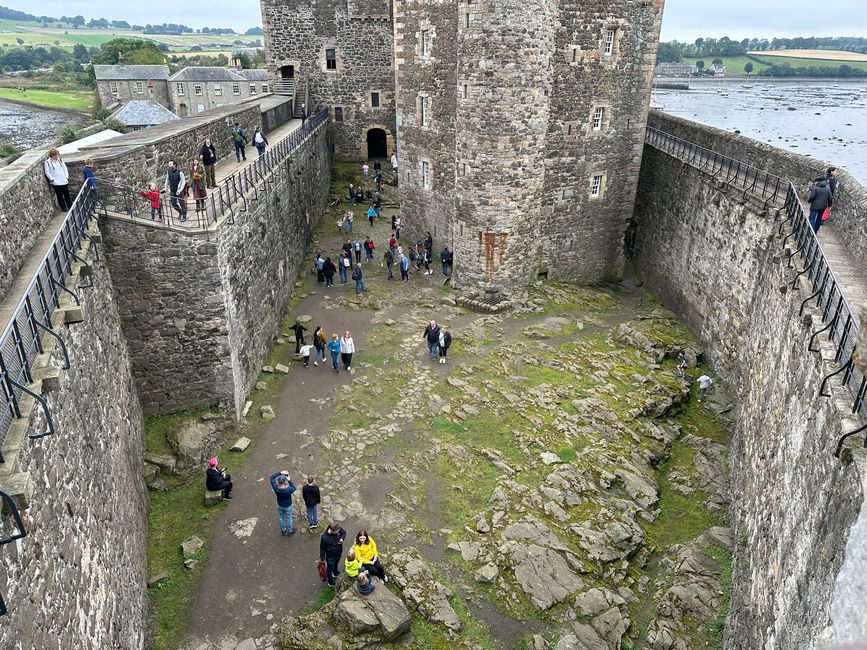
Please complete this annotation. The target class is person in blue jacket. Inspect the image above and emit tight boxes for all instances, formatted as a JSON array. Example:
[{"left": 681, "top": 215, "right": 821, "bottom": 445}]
[
  {"left": 327, "top": 333, "right": 341, "bottom": 374},
  {"left": 270, "top": 470, "right": 297, "bottom": 536},
  {"left": 82, "top": 158, "right": 96, "bottom": 191}
]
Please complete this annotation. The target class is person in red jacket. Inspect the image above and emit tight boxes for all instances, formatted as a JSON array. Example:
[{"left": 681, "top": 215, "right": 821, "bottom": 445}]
[{"left": 140, "top": 182, "right": 163, "bottom": 222}]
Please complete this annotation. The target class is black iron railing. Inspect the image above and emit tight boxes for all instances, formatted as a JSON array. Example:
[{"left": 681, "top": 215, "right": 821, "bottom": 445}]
[
  {"left": 98, "top": 109, "right": 329, "bottom": 230},
  {"left": 646, "top": 126, "right": 866, "bottom": 453},
  {"left": 0, "top": 185, "right": 99, "bottom": 461}
]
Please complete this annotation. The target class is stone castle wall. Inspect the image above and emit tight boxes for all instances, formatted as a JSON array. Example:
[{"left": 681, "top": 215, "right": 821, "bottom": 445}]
[
  {"left": 262, "top": 0, "right": 396, "bottom": 159},
  {"left": 0, "top": 227, "right": 148, "bottom": 648},
  {"left": 633, "top": 144, "right": 865, "bottom": 648}
]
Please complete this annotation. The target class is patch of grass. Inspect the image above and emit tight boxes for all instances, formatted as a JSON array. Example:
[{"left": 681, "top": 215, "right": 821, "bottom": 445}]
[
  {"left": 557, "top": 447, "right": 577, "bottom": 462},
  {"left": 299, "top": 586, "right": 335, "bottom": 616},
  {"left": 703, "top": 545, "right": 733, "bottom": 643},
  {"left": 144, "top": 410, "right": 208, "bottom": 456},
  {"left": 0, "top": 87, "right": 93, "bottom": 110}
]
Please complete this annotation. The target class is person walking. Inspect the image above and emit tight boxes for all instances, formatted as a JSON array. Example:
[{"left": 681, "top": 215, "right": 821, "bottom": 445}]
[
  {"left": 319, "top": 523, "right": 346, "bottom": 586},
  {"left": 323, "top": 256, "right": 336, "bottom": 287},
  {"left": 253, "top": 127, "right": 269, "bottom": 158},
  {"left": 328, "top": 333, "right": 341, "bottom": 373},
  {"left": 140, "top": 182, "right": 163, "bottom": 222},
  {"left": 302, "top": 475, "right": 321, "bottom": 530},
  {"left": 315, "top": 252, "right": 325, "bottom": 283},
  {"left": 163, "top": 160, "right": 188, "bottom": 222},
  {"left": 807, "top": 177, "right": 832, "bottom": 233},
  {"left": 440, "top": 246, "right": 451, "bottom": 276},
  {"left": 677, "top": 350, "right": 688, "bottom": 379},
  {"left": 231, "top": 122, "right": 248, "bottom": 162},
  {"left": 190, "top": 157, "right": 207, "bottom": 212},
  {"left": 313, "top": 326, "right": 328, "bottom": 366},
  {"left": 352, "top": 265, "right": 366, "bottom": 294},
  {"left": 82, "top": 158, "right": 97, "bottom": 192},
  {"left": 437, "top": 326, "right": 452, "bottom": 364},
  {"left": 354, "top": 530, "right": 388, "bottom": 583},
  {"left": 384, "top": 247, "right": 394, "bottom": 280},
  {"left": 340, "top": 330, "right": 355, "bottom": 370},
  {"left": 292, "top": 320, "right": 308, "bottom": 354},
  {"left": 362, "top": 162, "right": 370, "bottom": 180},
  {"left": 300, "top": 103, "right": 307, "bottom": 125},
  {"left": 390, "top": 152, "right": 398, "bottom": 173},
  {"left": 206, "top": 457, "right": 232, "bottom": 500},
  {"left": 822, "top": 167, "right": 839, "bottom": 226},
  {"left": 353, "top": 238, "right": 362, "bottom": 264},
  {"left": 346, "top": 211, "right": 354, "bottom": 233},
  {"left": 299, "top": 342, "right": 313, "bottom": 368},
  {"left": 423, "top": 320, "right": 440, "bottom": 362},
  {"left": 395, "top": 216, "right": 401, "bottom": 239},
  {"left": 338, "top": 253, "right": 348, "bottom": 284},
  {"left": 697, "top": 374, "right": 713, "bottom": 402},
  {"left": 399, "top": 253, "right": 410, "bottom": 282},
  {"left": 348, "top": 183, "right": 355, "bottom": 206},
  {"left": 201, "top": 138, "right": 217, "bottom": 187},
  {"left": 367, "top": 205, "right": 377, "bottom": 227},
  {"left": 44, "top": 148, "right": 71, "bottom": 211},
  {"left": 341, "top": 254, "right": 352, "bottom": 284},
  {"left": 269, "top": 470, "right": 297, "bottom": 536}
]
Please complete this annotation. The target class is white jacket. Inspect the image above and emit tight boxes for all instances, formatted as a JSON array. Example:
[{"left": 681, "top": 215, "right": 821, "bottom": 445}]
[
  {"left": 340, "top": 336, "right": 355, "bottom": 354},
  {"left": 44, "top": 158, "right": 69, "bottom": 186}
]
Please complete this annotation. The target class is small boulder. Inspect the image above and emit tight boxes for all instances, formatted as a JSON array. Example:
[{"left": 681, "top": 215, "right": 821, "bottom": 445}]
[
  {"left": 147, "top": 572, "right": 169, "bottom": 588},
  {"left": 332, "top": 582, "right": 411, "bottom": 641},
  {"left": 231, "top": 437, "right": 251, "bottom": 452},
  {"left": 262, "top": 365, "right": 275, "bottom": 373},
  {"left": 261, "top": 405, "right": 276, "bottom": 420},
  {"left": 474, "top": 562, "right": 499, "bottom": 583},
  {"left": 276, "top": 364, "right": 290, "bottom": 374},
  {"left": 181, "top": 535, "right": 204, "bottom": 557},
  {"left": 540, "top": 451, "right": 563, "bottom": 465},
  {"left": 242, "top": 400, "right": 253, "bottom": 418}
]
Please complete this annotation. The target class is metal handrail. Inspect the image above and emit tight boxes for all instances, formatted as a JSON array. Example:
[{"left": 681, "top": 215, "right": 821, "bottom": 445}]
[
  {"left": 645, "top": 126, "right": 866, "bottom": 450},
  {"left": 97, "top": 109, "right": 329, "bottom": 230},
  {"left": 0, "top": 185, "right": 99, "bottom": 459}
]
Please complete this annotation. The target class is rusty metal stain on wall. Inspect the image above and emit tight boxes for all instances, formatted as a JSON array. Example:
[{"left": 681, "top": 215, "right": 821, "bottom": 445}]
[{"left": 479, "top": 231, "right": 508, "bottom": 283}]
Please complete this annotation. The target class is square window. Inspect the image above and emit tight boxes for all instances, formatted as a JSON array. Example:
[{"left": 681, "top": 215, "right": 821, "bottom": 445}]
[
  {"left": 591, "top": 174, "right": 603, "bottom": 197},
  {"left": 334, "top": 106, "right": 344, "bottom": 122},
  {"left": 176, "top": 83, "right": 185, "bottom": 96},
  {"left": 134, "top": 81, "right": 144, "bottom": 94},
  {"left": 593, "top": 107, "right": 604, "bottom": 131},
  {"left": 194, "top": 84, "right": 203, "bottom": 96},
  {"left": 604, "top": 29, "right": 616, "bottom": 55},
  {"left": 213, "top": 85, "right": 222, "bottom": 96},
  {"left": 250, "top": 83, "right": 257, "bottom": 95},
  {"left": 232, "top": 83, "right": 241, "bottom": 95},
  {"left": 326, "top": 48, "right": 337, "bottom": 70},
  {"left": 196, "top": 104, "right": 205, "bottom": 113},
  {"left": 262, "top": 83, "right": 269, "bottom": 92},
  {"left": 422, "top": 30, "right": 430, "bottom": 57},
  {"left": 422, "top": 161, "right": 430, "bottom": 190},
  {"left": 371, "top": 92, "right": 380, "bottom": 108},
  {"left": 421, "top": 96, "right": 430, "bottom": 127},
  {"left": 109, "top": 81, "right": 118, "bottom": 94}
]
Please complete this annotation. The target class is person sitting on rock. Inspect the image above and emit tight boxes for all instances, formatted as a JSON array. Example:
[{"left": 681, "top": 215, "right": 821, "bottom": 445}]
[
  {"left": 344, "top": 547, "right": 364, "bottom": 580},
  {"left": 206, "top": 457, "right": 232, "bottom": 501},
  {"left": 356, "top": 572, "right": 375, "bottom": 596},
  {"left": 354, "top": 530, "right": 388, "bottom": 583}
]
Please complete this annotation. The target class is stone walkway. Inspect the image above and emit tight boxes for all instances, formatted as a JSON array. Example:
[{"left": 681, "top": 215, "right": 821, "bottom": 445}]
[{"left": 816, "top": 225, "right": 867, "bottom": 311}]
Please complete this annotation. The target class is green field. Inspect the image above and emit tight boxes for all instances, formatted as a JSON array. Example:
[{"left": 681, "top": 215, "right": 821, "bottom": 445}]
[
  {"left": 0, "top": 87, "right": 93, "bottom": 110},
  {"left": 682, "top": 54, "right": 867, "bottom": 75},
  {"left": 682, "top": 56, "right": 769, "bottom": 75},
  {"left": 747, "top": 54, "right": 867, "bottom": 71}
]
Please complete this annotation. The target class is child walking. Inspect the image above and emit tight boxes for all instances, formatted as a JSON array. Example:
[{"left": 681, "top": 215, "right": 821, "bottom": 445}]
[{"left": 140, "top": 182, "right": 162, "bottom": 221}]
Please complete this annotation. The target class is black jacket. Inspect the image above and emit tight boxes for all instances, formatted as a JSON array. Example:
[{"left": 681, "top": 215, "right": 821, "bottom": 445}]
[
  {"left": 201, "top": 144, "right": 217, "bottom": 166},
  {"left": 424, "top": 324, "right": 441, "bottom": 343},
  {"left": 808, "top": 181, "right": 833, "bottom": 211},
  {"left": 319, "top": 527, "right": 346, "bottom": 560},
  {"left": 322, "top": 260, "right": 336, "bottom": 277},
  {"left": 302, "top": 483, "right": 321, "bottom": 506},
  {"left": 206, "top": 467, "right": 228, "bottom": 490},
  {"left": 439, "top": 331, "right": 452, "bottom": 350},
  {"left": 440, "top": 248, "right": 450, "bottom": 264},
  {"left": 826, "top": 174, "right": 839, "bottom": 196}
]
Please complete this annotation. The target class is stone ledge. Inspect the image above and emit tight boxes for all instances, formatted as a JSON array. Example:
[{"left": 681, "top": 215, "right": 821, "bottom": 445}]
[{"left": 0, "top": 471, "right": 34, "bottom": 511}]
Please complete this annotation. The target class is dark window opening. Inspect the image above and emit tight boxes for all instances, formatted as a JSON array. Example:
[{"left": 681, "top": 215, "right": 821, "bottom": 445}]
[
  {"left": 371, "top": 92, "right": 380, "bottom": 108},
  {"left": 334, "top": 107, "right": 344, "bottom": 122},
  {"left": 536, "top": 270, "right": 549, "bottom": 280},
  {"left": 280, "top": 65, "right": 295, "bottom": 79},
  {"left": 326, "top": 49, "right": 337, "bottom": 70}
]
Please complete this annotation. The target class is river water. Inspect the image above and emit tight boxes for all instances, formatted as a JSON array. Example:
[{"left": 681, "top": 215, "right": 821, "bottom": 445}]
[
  {"left": 652, "top": 80, "right": 867, "bottom": 186},
  {"left": 0, "top": 100, "right": 81, "bottom": 151}
]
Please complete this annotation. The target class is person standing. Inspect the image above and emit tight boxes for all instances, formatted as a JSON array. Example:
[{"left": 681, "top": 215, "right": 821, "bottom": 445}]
[
  {"left": 300, "top": 103, "right": 307, "bottom": 125},
  {"left": 302, "top": 475, "right": 321, "bottom": 530},
  {"left": 341, "top": 254, "right": 351, "bottom": 285},
  {"left": 362, "top": 162, "right": 370, "bottom": 180},
  {"left": 697, "top": 374, "right": 713, "bottom": 402},
  {"left": 140, "top": 182, "right": 163, "bottom": 222},
  {"left": 390, "top": 152, "right": 398, "bottom": 173},
  {"left": 423, "top": 320, "right": 440, "bottom": 362},
  {"left": 338, "top": 253, "right": 348, "bottom": 284},
  {"left": 367, "top": 205, "right": 376, "bottom": 227},
  {"left": 437, "top": 326, "right": 452, "bottom": 364},
  {"left": 44, "top": 148, "right": 71, "bottom": 211},
  {"left": 319, "top": 523, "right": 346, "bottom": 586},
  {"left": 292, "top": 320, "right": 307, "bottom": 354},
  {"left": 206, "top": 457, "right": 232, "bottom": 500},
  {"left": 348, "top": 183, "right": 355, "bottom": 206},
  {"left": 253, "top": 127, "right": 269, "bottom": 158},
  {"left": 399, "top": 253, "right": 410, "bottom": 282},
  {"left": 315, "top": 252, "right": 325, "bottom": 283},
  {"left": 395, "top": 216, "right": 402, "bottom": 239},
  {"left": 163, "top": 160, "right": 188, "bottom": 222},
  {"left": 200, "top": 138, "right": 217, "bottom": 187},
  {"left": 313, "top": 326, "right": 328, "bottom": 366},
  {"left": 384, "top": 247, "right": 394, "bottom": 280},
  {"left": 190, "top": 157, "right": 207, "bottom": 212},
  {"left": 340, "top": 330, "right": 355, "bottom": 370},
  {"left": 352, "top": 265, "right": 366, "bottom": 294},
  {"left": 353, "top": 238, "right": 362, "bottom": 264},
  {"left": 807, "top": 178, "right": 832, "bottom": 233},
  {"left": 269, "top": 470, "right": 296, "bottom": 536},
  {"left": 299, "top": 342, "right": 313, "bottom": 368},
  {"left": 231, "top": 122, "right": 248, "bottom": 162},
  {"left": 346, "top": 211, "right": 354, "bottom": 233},
  {"left": 822, "top": 167, "right": 839, "bottom": 226},
  {"left": 82, "top": 158, "right": 96, "bottom": 192},
  {"left": 323, "top": 256, "right": 336, "bottom": 287},
  {"left": 328, "top": 333, "right": 341, "bottom": 373},
  {"left": 440, "top": 246, "right": 451, "bottom": 277}
]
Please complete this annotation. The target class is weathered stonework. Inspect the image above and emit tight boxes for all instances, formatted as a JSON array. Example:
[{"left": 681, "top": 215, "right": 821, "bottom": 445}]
[
  {"left": 633, "top": 144, "right": 865, "bottom": 649},
  {"left": 261, "top": 0, "right": 396, "bottom": 159}
]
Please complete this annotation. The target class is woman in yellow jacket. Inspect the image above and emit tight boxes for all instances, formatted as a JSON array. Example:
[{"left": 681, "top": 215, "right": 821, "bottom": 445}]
[{"left": 354, "top": 530, "right": 388, "bottom": 583}]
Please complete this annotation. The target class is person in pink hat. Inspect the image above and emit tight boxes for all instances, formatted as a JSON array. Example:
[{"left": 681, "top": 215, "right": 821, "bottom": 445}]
[{"left": 206, "top": 457, "right": 233, "bottom": 500}]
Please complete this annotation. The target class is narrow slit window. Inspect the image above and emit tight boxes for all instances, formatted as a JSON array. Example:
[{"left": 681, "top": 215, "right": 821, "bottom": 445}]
[
  {"left": 604, "top": 29, "right": 616, "bottom": 55},
  {"left": 326, "top": 48, "right": 337, "bottom": 70},
  {"left": 422, "top": 30, "right": 430, "bottom": 57},
  {"left": 591, "top": 174, "right": 603, "bottom": 197},
  {"left": 422, "top": 161, "right": 430, "bottom": 189},
  {"left": 593, "top": 107, "right": 604, "bottom": 131}
]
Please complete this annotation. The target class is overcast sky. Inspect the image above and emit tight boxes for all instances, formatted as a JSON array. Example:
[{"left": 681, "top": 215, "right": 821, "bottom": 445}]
[{"left": 6, "top": 0, "right": 867, "bottom": 41}]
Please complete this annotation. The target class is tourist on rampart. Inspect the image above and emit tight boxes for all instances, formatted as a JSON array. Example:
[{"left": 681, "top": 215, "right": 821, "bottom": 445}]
[
  {"left": 362, "top": 162, "right": 370, "bottom": 180},
  {"left": 440, "top": 246, "right": 451, "bottom": 277},
  {"left": 190, "top": 158, "right": 207, "bottom": 212},
  {"left": 300, "top": 103, "right": 307, "bottom": 125},
  {"left": 302, "top": 475, "right": 321, "bottom": 530},
  {"left": 327, "top": 333, "right": 341, "bottom": 373},
  {"left": 354, "top": 530, "right": 388, "bottom": 583},
  {"left": 437, "top": 326, "right": 452, "bottom": 364},
  {"left": 292, "top": 320, "right": 308, "bottom": 354},
  {"left": 313, "top": 326, "right": 328, "bottom": 365},
  {"left": 697, "top": 374, "right": 713, "bottom": 402},
  {"left": 200, "top": 138, "right": 217, "bottom": 188},
  {"left": 323, "top": 257, "right": 336, "bottom": 288},
  {"left": 826, "top": 167, "right": 839, "bottom": 197},
  {"left": 384, "top": 248, "right": 394, "bottom": 280},
  {"left": 352, "top": 265, "right": 366, "bottom": 294},
  {"left": 231, "top": 122, "right": 248, "bottom": 162},
  {"left": 269, "top": 470, "right": 296, "bottom": 536},
  {"left": 340, "top": 330, "right": 355, "bottom": 370},
  {"left": 253, "top": 127, "right": 269, "bottom": 158},
  {"left": 423, "top": 321, "right": 441, "bottom": 362},
  {"left": 163, "top": 160, "right": 188, "bottom": 222},
  {"left": 82, "top": 159, "right": 96, "bottom": 192},
  {"left": 807, "top": 178, "right": 832, "bottom": 233},
  {"left": 139, "top": 182, "right": 162, "bottom": 222},
  {"left": 319, "top": 523, "right": 346, "bottom": 586},
  {"left": 43, "top": 148, "right": 71, "bottom": 211},
  {"left": 206, "top": 457, "right": 232, "bottom": 501}
]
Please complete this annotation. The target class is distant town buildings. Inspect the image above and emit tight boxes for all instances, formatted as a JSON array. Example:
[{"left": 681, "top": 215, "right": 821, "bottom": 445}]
[
  {"left": 653, "top": 62, "right": 726, "bottom": 77},
  {"left": 94, "top": 64, "right": 271, "bottom": 117}
]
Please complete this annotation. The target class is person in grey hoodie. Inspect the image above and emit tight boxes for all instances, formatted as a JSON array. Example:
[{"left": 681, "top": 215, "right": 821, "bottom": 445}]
[{"left": 807, "top": 178, "right": 832, "bottom": 233}]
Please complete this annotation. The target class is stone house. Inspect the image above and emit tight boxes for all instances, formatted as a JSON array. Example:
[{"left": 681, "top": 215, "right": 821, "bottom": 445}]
[
  {"left": 654, "top": 62, "right": 694, "bottom": 77},
  {"left": 110, "top": 100, "right": 180, "bottom": 131},
  {"left": 93, "top": 64, "right": 171, "bottom": 111},
  {"left": 167, "top": 67, "right": 271, "bottom": 117}
]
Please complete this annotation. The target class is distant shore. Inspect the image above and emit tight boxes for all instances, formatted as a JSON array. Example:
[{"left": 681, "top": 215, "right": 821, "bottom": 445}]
[
  {"left": 0, "top": 96, "right": 88, "bottom": 116},
  {"left": 654, "top": 76, "right": 867, "bottom": 84}
]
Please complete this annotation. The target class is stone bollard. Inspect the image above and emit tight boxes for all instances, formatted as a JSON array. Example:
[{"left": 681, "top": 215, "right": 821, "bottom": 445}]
[{"left": 855, "top": 304, "right": 867, "bottom": 375}]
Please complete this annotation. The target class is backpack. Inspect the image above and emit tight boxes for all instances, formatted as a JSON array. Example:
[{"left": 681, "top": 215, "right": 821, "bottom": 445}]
[
  {"left": 352, "top": 268, "right": 361, "bottom": 281},
  {"left": 233, "top": 127, "right": 244, "bottom": 144},
  {"left": 255, "top": 131, "right": 264, "bottom": 144}
]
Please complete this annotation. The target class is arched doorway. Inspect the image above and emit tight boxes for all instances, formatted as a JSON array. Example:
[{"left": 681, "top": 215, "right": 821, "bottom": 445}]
[
  {"left": 279, "top": 65, "right": 294, "bottom": 79},
  {"left": 367, "top": 128, "right": 387, "bottom": 159}
]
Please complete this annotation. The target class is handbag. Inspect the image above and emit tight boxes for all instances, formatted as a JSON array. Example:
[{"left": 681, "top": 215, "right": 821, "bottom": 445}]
[
  {"left": 317, "top": 560, "right": 328, "bottom": 582},
  {"left": 822, "top": 207, "right": 830, "bottom": 222}
]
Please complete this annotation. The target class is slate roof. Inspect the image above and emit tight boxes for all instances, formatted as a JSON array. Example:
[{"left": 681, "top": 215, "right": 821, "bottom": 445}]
[
  {"left": 234, "top": 69, "right": 269, "bottom": 81},
  {"left": 169, "top": 66, "right": 246, "bottom": 82},
  {"left": 94, "top": 64, "right": 170, "bottom": 81},
  {"left": 112, "top": 100, "right": 180, "bottom": 127}
]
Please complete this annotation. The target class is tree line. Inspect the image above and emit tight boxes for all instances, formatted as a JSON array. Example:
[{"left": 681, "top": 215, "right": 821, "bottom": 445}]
[{"left": 657, "top": 36, "right": 867, "bottom": 63}]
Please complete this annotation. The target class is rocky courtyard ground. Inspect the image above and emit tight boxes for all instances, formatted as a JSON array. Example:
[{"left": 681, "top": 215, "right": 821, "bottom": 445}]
[{"left": 148, "top": 163, "right": 734, "bottom": 650}]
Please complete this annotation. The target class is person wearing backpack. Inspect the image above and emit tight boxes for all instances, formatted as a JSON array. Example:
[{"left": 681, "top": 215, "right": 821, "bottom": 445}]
[
  {"left": 352, "top": 265, "right": 366, "bottom": 294},
  {"left": 807, "top": 177, "right": 832, "bottom": 233},
  {"left": 253, "top": 127, "right": 269, "bottom": 158},
  {"left": 231, "top": 122, "right": 248, "bottom": 162}
]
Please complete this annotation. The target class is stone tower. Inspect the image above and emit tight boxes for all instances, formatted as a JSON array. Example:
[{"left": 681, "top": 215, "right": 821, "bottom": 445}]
[
  {"left": 394, "top": 0, "right": 665, "bottom": 289},
  {"left": 261, "top": 0, "right": 397, "bottom": 159}
]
